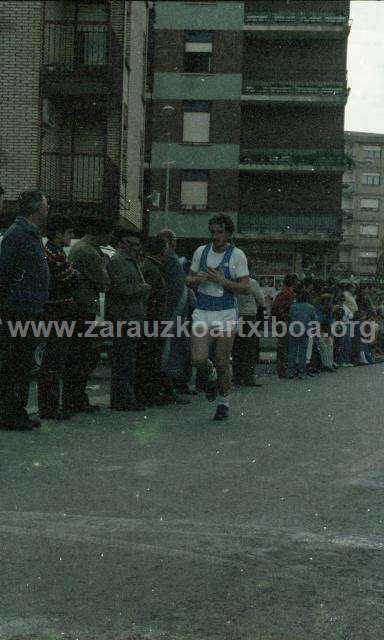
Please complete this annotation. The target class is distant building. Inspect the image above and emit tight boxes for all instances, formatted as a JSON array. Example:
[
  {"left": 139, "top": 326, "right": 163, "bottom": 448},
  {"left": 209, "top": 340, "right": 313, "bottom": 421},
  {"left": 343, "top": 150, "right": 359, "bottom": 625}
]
[
  {"left": 340, "top": 131, "right": 384, "bottom": 280},
  {"left": 145, "top": 0, "right": 351, "bottom": 280},
  {"left": 0, "top": 0, "right": 148, "bottom": 231}
]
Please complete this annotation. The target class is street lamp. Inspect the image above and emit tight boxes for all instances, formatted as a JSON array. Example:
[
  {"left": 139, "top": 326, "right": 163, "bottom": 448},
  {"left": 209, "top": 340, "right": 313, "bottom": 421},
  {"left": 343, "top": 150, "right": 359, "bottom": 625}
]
[{"left": 161, "top": 104, "right": 175, "bottom": 229}]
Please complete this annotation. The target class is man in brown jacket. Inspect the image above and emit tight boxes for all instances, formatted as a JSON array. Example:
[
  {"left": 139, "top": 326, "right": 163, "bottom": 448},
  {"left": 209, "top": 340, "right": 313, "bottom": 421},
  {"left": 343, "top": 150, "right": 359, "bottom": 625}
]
[{"left": 62, "top": 219, "right": 111, "bottom": 414}]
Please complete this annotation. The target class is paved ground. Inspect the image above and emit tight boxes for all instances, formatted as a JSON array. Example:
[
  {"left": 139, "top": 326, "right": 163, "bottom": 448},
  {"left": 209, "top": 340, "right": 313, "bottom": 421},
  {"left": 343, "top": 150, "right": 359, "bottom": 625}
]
[{"left": 1, "top": 363, "right": 384, "bottom": 639}]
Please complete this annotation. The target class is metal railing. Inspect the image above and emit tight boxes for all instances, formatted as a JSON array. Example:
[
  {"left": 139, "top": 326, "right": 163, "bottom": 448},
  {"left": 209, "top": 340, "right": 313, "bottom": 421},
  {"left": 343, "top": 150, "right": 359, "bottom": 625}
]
[
  {"left": 240, "top": 148, "right": 352, "bottom": 168},
  {"left": 44, "top": 20, "right": 109, "bottom": 71},
  {"left": 242, "top": 79, "right": 348, "bottom": 97},
  {"left": 41, "top": 152, "right": 105, "bottom": 203},
  {"left": 239, "top": 213, "right": 342, "bottom": 237},
  {"left": 245, "top": 12, "right": 350, "bottom": 25}
]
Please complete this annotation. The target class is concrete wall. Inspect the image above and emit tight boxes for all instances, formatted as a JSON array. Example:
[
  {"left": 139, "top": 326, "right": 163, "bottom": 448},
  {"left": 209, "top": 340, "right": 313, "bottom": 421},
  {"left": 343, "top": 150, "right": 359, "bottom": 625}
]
[{"left": 121, "top": 0, "right": 148, "bottom": 229}]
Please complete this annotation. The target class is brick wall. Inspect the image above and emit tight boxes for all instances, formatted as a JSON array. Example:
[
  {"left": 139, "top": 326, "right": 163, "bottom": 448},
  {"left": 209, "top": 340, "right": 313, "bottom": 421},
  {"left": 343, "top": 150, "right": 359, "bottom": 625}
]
[{"left": 0, "top": 1, "right": 42, "bottom": 206}]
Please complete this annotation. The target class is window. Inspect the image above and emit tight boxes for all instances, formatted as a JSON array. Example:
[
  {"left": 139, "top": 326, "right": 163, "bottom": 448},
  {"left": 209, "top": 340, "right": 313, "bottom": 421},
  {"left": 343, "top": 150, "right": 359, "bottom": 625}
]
[
  {"left": 180, "top": 170, "right": 208, "bottom": 210},
  {"left": 362, "top": 173, "right": 380, "bottom": 186},
  {"left": 183, "top": 102, "right": 210, "bottom": 143},
  {"left": 359, "top": 250, "right": 377, "bottom": 265},
  {"left": 360, "top": 224, "right": 378, "bottom": 237},
  {"left": 360, "top": 198, "right": 379, "bottom": 211},
  {"left": 364, "top": 146, "right": 381, "bottom": 160},
  {"left": 184, "top": 31, "right": 213, "bottom": 73}
]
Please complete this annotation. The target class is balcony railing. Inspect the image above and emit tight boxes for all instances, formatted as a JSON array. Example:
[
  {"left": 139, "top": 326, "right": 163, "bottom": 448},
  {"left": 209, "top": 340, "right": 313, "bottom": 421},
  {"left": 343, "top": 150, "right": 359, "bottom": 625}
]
[
  {"left": 239, "top": 213, "right": 342, "bottom": 238},
  {"left": 240, "top": 148, "right": 352, "bottom": 169},
  {"left": 42, "top": 20, "right": 123, "bottom": 97},
  {"left": 242, "top": 79, "right": 348, "bottom": 97},
  {"left": 244, "top": 12, "right": 350, "bottom": 26},
  {"left": 44, "top": 21, "right": 110, "bottom": 71},
  {"left": 41, "top": 152, "right": 105, "bottom": 203}
]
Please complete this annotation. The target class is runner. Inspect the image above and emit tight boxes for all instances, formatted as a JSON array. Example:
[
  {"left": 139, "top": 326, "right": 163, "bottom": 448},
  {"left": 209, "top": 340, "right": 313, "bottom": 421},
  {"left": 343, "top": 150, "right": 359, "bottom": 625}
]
[{"left": 187, "top": 214, "right": 250, "bottom": 420}]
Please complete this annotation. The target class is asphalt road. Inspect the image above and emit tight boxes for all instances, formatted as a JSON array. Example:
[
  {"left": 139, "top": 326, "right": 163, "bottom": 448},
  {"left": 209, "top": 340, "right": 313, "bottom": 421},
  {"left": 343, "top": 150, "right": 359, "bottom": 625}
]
[{"left": 1, "top": 363, "right": 384, "bottom": 640}]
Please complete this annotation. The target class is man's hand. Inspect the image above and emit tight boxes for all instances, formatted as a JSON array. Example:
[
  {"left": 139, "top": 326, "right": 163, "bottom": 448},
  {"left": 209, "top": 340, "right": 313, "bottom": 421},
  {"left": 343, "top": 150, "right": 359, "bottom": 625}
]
[
  {"left": 194, "top": 271, "right": 210, "bottom": 284},
  {"left": 207, "top": 267, "right": 226, "bottom": 286}
]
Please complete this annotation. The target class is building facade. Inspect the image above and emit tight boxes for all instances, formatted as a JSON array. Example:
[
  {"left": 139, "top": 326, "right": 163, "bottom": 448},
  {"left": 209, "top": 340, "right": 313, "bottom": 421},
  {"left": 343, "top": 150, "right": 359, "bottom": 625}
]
[
  {"left": 145, "top": 0, "right": 350, "bottom": 277},
  {"left": 0, "top": 0, "right": 148, "bottom": 231},
  {"left": 339, "top": 131, "right": 384, "bottom": 281}
]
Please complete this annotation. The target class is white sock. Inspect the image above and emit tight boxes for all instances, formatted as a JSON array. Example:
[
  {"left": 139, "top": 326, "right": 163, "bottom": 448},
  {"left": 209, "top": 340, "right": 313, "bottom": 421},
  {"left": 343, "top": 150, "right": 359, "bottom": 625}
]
[{"left": 217, "top": 395, "right": 229, "bottom": 407}]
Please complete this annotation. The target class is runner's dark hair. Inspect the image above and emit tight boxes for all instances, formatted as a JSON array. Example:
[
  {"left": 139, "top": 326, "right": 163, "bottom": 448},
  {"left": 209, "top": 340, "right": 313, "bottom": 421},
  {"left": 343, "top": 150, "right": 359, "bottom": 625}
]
[{"left": 208, "top": 214, "right": 235, "bottom": 235}]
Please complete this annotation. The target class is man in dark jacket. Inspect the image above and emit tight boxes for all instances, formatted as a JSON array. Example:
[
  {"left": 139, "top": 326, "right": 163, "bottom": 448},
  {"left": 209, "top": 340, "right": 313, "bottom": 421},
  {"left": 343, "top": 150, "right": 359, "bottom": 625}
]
[
  {"left": 106, "top": 228, "right": 150, "bottom": 411},
  {"left": 135, "top": 236, "right": 169, "bottom": 405},
  {"left": 37, "top": 214, "right": 78, "bottom": 420},
  {"left": 62, "top": 219, "right": 110, "bottom": 414},
  {"left": 0, "top": 189, "right": 49, "bottom": 430}
]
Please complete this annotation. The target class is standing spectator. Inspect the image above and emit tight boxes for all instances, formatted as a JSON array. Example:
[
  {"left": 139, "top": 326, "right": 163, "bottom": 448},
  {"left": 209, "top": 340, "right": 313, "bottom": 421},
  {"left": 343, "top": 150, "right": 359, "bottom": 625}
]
[
  {"left": 287, "top": 289, "right": 317, "bottom": 379},
  {"left": 62, "top": 219, "right": 110, "bottom": 414},
  {"left": 37, "top": 215, "right": 78, "bottom": 420},
  {"left": 135, "top": 236, "right": 169, "bottom": 405},
  {"left": 106, "top": 229, "right": 150, "bottom": 411},
  {"left": 232, "top": 277, "right": 265, "bottom": 386},
  {"left": 157, "top": 229, "right": 191, "bottom": 404},
  {"left": 0, "top": 189, "right": 49, "bottom": 430},
  {"left": 271, "top": 274, "right": 296, "bottom": 378},
  {"left": 316, "top": 293, "right": 336, "bottom": 372}
]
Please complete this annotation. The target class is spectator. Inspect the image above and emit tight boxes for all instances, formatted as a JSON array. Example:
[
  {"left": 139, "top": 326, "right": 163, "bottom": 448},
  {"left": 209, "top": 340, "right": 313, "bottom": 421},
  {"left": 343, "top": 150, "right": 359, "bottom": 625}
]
[
  {"left": 233, "top": 276, "right": 265, "bottom": 386},
  {"left": 157, "top": 229, "right": 191, "bottom": 404},
  {"left": 271, "top": 274, "right": 296, "bottom": 378},
  {"left": 135, "top": 236, "right": 169, "bottom": 406},
  {"left": 287, "top": 288, "right": 317, "bottom": 379},
  {"left": 37, "top": 215, "right": 78, "bottom": 420},
  {"left": 62, "top": 219, "right": 111, "bottom": 414},
  {"left": 106, "top": 228, "right": 150, "bottom": 411},
  {"left": 0, "top": 189, "right": 49, "bottom": 430}
]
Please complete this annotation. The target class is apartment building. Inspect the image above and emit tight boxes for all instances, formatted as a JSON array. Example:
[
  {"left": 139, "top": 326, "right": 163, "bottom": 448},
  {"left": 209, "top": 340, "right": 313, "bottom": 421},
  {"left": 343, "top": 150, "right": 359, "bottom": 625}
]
[
  {"left": 0, "top": 0, "right": 148, "bottom": 232},
  {"left": 145, "top": 0, "right": 350, "bottom": 276},
  {"left": 339, "top": 131, "right": 384, "bottom": 281}
]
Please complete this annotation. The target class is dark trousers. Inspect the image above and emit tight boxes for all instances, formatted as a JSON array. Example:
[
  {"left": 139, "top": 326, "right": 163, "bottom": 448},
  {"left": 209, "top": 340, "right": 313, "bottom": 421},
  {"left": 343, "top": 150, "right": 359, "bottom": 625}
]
[
  {"left": 0, "top": 315, "right": 39, "bottom": 422},
  {"left": 62, "top": 313, "right": 100, "bottom": 411},
  {"left": 38, "top": 331, "right": 71, "bottom": 415},
  {"left": 232, "top": 314, "right": 258, "bottom": 383},
  {"left": 110, "top": 334, "right": 138, "bottom": 407},
  {"left": 135, "top": 330, "right": 164, "bottom": 403},
  {"left": 288, "top": 336, "right": 309, "bottom": 376},
  {"left": 276, "top": 334, "right": 289, "bottom": 378}
]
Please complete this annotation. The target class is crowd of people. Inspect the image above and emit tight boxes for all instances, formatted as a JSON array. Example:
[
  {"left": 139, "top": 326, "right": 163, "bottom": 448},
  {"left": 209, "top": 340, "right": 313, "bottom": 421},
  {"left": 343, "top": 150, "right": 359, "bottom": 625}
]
[
  {"left": 0, "top": 188, "right": 381, "bottom": 431},
  {"left": 271, "top": 274, "right": 383, "bottom": 380}
]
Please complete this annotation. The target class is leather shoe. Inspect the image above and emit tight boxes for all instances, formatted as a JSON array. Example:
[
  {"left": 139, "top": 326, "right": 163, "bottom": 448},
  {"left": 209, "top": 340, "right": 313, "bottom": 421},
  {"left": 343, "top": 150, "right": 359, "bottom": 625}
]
[
  {"left": 40, "top": 410, "right": 71, "bottom": 421},
  {"left": 213, "top": 404, "right": 229, "bottom": 421}
]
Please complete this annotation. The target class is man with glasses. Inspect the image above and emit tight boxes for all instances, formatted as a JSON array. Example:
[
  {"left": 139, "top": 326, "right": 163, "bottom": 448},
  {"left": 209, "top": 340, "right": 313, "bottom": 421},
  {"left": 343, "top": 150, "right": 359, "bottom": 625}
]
[{"left": 187, "top": 215, "right": 250, "bottom": 421}]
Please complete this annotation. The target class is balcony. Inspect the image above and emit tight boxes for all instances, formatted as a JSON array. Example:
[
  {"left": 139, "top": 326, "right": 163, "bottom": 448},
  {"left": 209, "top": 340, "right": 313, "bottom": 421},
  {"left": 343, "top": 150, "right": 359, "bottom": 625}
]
[
  {"left": 40, "top": 152, "right": 120, "bottom": 215},
  {"left": 238, "top": 213, "right": 342, "bottom": 242},
  {"left": 239, "top": 148, "right": 352, "bottom": 173},
  {"left": 41, "top": 20, "right": 123, "bottom": 99},
  {"left": 244, "top": 12, "right": 351, "bottom": 38},
  {"left": 242, "top": 79, "right": 349, "bottom": 105}
]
